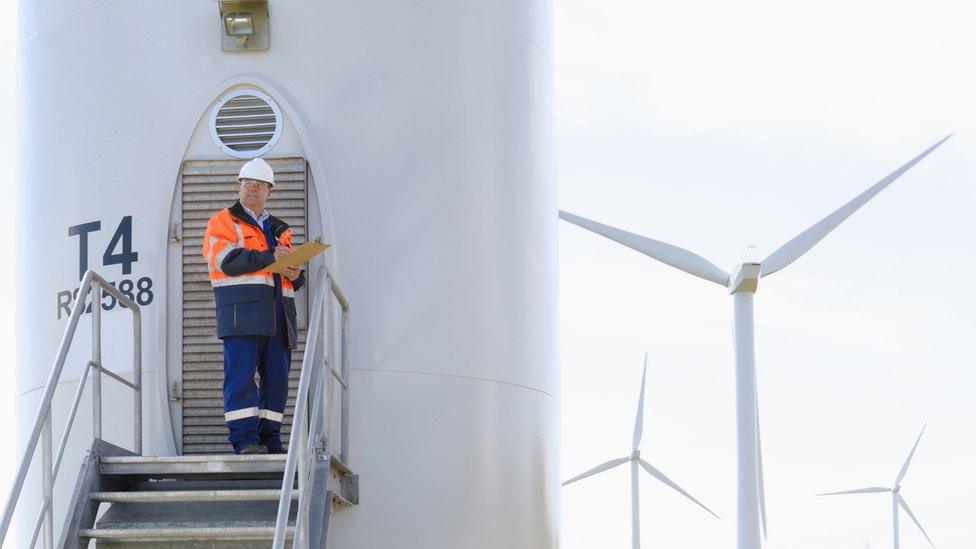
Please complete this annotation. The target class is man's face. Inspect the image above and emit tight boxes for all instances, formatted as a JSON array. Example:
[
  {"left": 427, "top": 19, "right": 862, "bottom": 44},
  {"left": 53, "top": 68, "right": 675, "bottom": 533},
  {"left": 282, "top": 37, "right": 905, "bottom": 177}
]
[{"left": 239, "top": 178, "right": 272, "bottom": 212}]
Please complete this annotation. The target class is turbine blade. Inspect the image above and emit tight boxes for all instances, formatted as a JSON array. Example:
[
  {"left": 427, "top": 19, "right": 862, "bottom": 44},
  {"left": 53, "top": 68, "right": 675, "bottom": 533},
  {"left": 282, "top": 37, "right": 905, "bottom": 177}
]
[
  {"left": 558, "top": 210, "right": 730, "bottom": 286},
  {"left": 638, "top": 458, "right": 720, "bottom": 519},
  {"left": 761, "top": 135, "right": 952, "bottom": 277},
  {"left": 562, "top": 457, "right": 629, "bottom": 486},
  {"left": 895, "top": 425, "right": 926, "bottom": 484},
  {"left": 816, "top": 487, "right": 891, "bottom": 496},
  {"left": 632, "top": 353, "right": 648, "bottom": 451},
  {"left": 898, "top": 494, "right": 935, "bottom": 547}
]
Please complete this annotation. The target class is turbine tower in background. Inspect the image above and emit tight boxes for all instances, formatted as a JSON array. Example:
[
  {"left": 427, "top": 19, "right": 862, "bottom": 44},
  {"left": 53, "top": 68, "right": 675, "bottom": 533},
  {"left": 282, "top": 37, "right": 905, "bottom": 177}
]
[
  {"left": 562, "top": 354, "right": 718, "bottom": 548},
  {"left": 818, "top": 426, "right": 935, "bottom": 549},
  {"left": 559, "top": 135, "right": 951, "bottom": 549}
]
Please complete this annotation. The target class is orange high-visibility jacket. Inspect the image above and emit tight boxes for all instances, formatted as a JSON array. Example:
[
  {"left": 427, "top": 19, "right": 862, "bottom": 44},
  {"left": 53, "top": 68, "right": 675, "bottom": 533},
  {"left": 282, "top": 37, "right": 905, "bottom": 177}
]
[{"left": 201, "top": 201, "right": 305, "bottom": 347}]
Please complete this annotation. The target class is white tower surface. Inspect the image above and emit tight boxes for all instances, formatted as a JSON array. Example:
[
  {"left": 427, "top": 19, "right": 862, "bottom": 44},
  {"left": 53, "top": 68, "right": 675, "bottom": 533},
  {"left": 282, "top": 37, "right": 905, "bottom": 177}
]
[{"left": 15, "top": 1, "right": 557, "bottom": 547}]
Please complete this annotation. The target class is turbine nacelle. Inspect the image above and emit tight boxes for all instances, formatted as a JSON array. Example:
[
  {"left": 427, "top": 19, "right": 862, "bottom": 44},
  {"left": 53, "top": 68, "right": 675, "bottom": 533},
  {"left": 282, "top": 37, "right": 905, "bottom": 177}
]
[
  {"left": 630, "top": 449, "right": 641, "bottom": 461},
  {"left": 892, "top": 485, "right": 901, "bottom": 493},
  {"left": 728, "top": 263, "right": 762, "bottom": 295}
]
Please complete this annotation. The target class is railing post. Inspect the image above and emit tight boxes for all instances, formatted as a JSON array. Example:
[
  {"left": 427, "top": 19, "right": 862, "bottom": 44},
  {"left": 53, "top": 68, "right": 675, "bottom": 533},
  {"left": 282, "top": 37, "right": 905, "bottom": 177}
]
[
  {"left": 41, "top": 414, "right": 53, "bottom": 549},
  {"left": 275, "top": 269, "right": 327, "bottom": 548},
  {"left": 133, "top": 309, "right": 142, "bottom": 455},
  {"left": 296, "top": 295, "right": 314, "bottom": 546},
  {"left": 91, "top": 281, "right": 102, "bottom": 442},
  {"left": 326, "top": 277, "right": 336, "bottom": 462},
  {"left": 341, "top": 306, "right": 350, "bottom": 463}
]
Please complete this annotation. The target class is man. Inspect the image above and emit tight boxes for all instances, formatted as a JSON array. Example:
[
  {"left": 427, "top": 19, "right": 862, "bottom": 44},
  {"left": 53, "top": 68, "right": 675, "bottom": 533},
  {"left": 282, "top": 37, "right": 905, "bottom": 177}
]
[{"left": 201, "top": 157, "right": 305, "bottom": 454}]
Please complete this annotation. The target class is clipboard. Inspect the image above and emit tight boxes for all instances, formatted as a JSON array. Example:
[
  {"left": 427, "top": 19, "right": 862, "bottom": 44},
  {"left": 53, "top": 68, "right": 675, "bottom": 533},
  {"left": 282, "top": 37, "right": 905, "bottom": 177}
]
[{"left": 265, "top": 237, "right": 331, "bottom": 273}]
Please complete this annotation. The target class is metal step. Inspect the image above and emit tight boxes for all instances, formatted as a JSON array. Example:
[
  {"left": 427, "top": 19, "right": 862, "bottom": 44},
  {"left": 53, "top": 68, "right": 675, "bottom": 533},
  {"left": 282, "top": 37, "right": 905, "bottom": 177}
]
[
  {"left": 90, "top": 488, "right": 299, "bottom": 503},
  {"left": 75, "top": 447, "right": 352, "bottom": 547},
  {"left": 100, "top": 454, "right": 287, "bottom": 476},
  {"left": 80, "top": 500, "right": 297, "bottom": 547},
  {"left": 126, "top": 478, "right": 291, "bottom": 491},
  {"left": 79, "top": 525, "right": 294, "bottom": 541}
]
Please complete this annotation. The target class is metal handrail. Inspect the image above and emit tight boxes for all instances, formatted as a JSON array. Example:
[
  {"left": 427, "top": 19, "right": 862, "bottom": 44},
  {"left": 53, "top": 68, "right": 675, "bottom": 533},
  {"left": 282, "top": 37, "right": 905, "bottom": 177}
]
[
  {"left": 0, "top": 270, "right": 143, "bottom": 549},
  {"left": 273, "top": 268, "right": 350, "bottom": 548}
]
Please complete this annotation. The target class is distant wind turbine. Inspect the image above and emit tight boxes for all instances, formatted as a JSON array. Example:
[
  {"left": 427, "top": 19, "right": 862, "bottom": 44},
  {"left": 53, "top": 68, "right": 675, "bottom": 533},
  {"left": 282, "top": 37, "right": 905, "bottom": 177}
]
[
  {"left": 818, "top": 426, "right": 934, "bottom": 549},
  {"left": 562, "top": 354, "right": 718, "bottom": 548},
  {"left": 559, "top": 135, "right": 951, "bottom": 549}
]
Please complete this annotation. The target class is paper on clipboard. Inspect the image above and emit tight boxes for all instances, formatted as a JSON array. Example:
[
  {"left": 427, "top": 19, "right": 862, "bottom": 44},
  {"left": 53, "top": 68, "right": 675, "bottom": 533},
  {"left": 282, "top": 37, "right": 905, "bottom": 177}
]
[{"left": 265, "top": 238, "right": 331, "bottom": 273}]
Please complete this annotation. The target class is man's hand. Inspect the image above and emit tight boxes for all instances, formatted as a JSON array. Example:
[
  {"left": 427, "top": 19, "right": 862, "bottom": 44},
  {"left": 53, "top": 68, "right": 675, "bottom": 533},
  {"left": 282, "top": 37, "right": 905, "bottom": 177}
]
[
  {"left": 282, "top": 265, "right": 301, "bottom": 281},
  {"left": 273, "top": 245, "right": 291, "bottom": 261},
  {"left": 274, "top": 245, "right": 300, "bottom": 280}
]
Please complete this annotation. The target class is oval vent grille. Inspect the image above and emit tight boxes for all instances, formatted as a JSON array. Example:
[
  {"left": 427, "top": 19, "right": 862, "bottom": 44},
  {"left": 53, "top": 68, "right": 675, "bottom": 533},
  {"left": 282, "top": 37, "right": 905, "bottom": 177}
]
[{"left": 209, "top": 89, "right": 283, "bottom": 159}]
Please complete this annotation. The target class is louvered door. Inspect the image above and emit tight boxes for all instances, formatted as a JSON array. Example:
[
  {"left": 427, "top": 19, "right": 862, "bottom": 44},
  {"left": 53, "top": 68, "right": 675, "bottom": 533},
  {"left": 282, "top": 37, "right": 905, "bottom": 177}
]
[{"left": 180, "top": 158, "right": 308, "bottom": 454}]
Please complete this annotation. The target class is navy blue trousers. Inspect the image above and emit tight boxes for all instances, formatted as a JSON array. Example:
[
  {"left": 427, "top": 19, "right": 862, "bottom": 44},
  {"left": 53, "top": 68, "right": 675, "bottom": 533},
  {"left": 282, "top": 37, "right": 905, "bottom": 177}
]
[{"left": 222, "top": 329, "right": 291, "bottom": 453}]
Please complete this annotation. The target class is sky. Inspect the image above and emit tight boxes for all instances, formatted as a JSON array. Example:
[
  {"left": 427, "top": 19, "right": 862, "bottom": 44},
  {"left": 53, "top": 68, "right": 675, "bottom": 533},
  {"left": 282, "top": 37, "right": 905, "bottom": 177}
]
[
  {"left": 1, "top": 1, "right": 974, "bottom": 548},
  {"left": 556, "top": 1, "right": 975, "bottom": 548}
]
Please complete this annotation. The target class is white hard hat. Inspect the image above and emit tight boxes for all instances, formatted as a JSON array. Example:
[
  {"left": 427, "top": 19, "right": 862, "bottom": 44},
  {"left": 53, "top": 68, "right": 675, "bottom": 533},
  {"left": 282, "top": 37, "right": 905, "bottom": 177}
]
[{"left": 238, "top": 158, "right": 275, "bottom": 187}]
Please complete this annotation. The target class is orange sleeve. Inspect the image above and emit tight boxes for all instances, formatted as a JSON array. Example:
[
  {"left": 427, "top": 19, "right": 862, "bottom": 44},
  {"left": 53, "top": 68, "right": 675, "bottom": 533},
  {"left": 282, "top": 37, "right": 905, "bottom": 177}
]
[{"left": 202, "top": 210, "right": 241, "bottom": 274}]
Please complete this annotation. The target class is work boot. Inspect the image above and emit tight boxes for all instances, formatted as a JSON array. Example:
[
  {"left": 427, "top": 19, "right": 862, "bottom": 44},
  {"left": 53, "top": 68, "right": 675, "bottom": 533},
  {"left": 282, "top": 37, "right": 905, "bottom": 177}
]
[
  {"left": 239, "top": 443, "right": 268, "bottom": 455},
  {"left": 265, "top": 445, "right": 288, "bottom": 454}
]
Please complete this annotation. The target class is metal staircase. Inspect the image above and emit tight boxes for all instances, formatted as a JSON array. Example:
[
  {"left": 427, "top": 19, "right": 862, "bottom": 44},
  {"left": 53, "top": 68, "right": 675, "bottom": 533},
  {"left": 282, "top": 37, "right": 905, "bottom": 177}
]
[
  {"left": 1, "top": 269, "right": 357, "bottom": 548},
  {"left": 59, "top": 440, "right": 356, "bottom": 548}
]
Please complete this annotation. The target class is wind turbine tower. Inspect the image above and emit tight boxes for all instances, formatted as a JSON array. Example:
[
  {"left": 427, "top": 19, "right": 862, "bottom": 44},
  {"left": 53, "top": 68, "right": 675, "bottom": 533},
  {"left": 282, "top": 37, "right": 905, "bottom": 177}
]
[
  {"left": 559, "top": 136, "right": 950, "bottom": 548},
  {"left": 818, "top": 426, "right": 935, "bottom": 548},
  {"left": 562, "top": 355, "right": 718, "bottom": 548}
]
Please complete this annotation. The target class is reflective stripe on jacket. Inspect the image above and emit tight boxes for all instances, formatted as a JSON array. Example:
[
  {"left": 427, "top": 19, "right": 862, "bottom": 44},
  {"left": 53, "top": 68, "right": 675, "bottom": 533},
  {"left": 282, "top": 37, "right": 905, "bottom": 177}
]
[{"left": 201, "top": 201, "right": 305, "bottom": 346}]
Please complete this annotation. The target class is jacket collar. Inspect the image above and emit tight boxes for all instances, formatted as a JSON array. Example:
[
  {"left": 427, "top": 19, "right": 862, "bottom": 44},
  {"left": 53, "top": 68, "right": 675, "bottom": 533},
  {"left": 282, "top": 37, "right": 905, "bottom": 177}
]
[{"left": 229, "top": 201, "right": 289, "bottom": 237}]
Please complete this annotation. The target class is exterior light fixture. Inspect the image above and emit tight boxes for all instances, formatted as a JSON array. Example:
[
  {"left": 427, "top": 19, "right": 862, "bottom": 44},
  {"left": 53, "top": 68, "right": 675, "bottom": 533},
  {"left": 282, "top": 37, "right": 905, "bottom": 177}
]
[
  {"left": 224, "top": 12, "right": 255, "bottom": 47},
  {"left": 218, "top": 1, "right": 269, "bottom": 51}
]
